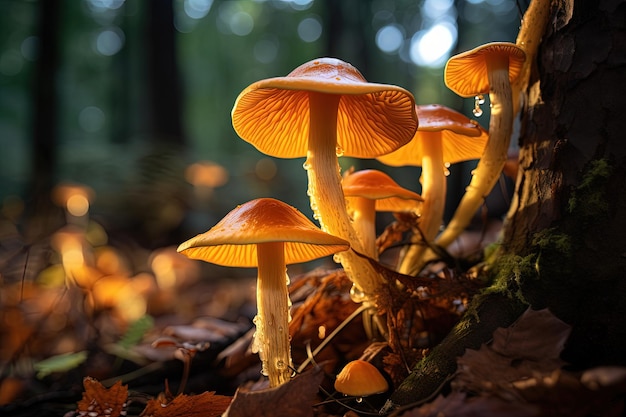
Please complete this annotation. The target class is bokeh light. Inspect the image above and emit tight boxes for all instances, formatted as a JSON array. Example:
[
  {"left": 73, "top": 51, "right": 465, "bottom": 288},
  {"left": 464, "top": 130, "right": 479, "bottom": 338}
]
[
  {"left": 409, "top": 21, "right": 457, "bottom": 67},
  {"left": 297, "top": 16, "right": 322, "bottom": 43},
  {"left": 375, "top": 24, "right": 404, "bottom": 54},
  {"left": 78, "top": 106, "right": 106, "bottom": 133},
  {"left": 184, "top": 0, "right": 213, "bottom": 20},
  {"left": 94, "top": 27, "right": 125, "bottom": 56}
]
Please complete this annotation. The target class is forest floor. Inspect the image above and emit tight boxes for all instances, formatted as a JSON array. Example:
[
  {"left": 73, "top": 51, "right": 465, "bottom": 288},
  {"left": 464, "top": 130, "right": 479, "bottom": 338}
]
[{"left": 1, "top": 213, "right": 625, "bottom": 417}]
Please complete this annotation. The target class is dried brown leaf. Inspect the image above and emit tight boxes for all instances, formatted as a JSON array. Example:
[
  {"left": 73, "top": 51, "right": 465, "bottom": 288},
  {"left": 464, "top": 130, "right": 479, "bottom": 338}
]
[
  {"left": 141, "top": 391, "right": 232, "bottom": 417},
  {"left": 399, "top": 391, "right": 539, "bottom": 417},
  {"left": 453, "top": 308, "right": 571, "bottom": 399},
  {"left": 76, "top": 377, "right": 128, "bottom": 417},
  {"left": 224, "top": 367, "right": 324, "bottom": 417},
  {"left": 490, "top": 308, "right": 571, "bottom": 361}
]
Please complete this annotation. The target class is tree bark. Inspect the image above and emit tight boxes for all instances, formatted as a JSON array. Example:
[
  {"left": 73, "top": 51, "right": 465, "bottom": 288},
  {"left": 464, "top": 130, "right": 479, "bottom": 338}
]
[{"left": 388, "top": 0, "right": 626, "bottom": 408}]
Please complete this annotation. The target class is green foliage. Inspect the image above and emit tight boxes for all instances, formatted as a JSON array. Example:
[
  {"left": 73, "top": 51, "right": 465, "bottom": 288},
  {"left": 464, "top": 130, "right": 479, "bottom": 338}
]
[
  {"left": 33, "top": 351, "right": 88, "bottom": 379},
  {"left": 117, "top": 315, "right": 154, "bottom": 351},
  {"left": 488, "top": 252, "right": 538, "bottom": 304},
  {"left": 567, "top": 159, "right": 612, "bottom": 221}
]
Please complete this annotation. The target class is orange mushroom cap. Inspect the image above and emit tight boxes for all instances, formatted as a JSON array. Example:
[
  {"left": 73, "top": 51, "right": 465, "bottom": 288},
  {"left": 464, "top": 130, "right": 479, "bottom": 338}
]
[
  {"left": 334, "top": 360, "right": 389, "bottom": 397},
  {"left": 177, "top": 198, "right": 350, "bottom": 268},
  {"left": 232, "top": 57, "right": 418, "bottom": 159},
  {"left": 377, "top": 104, "right": 488, "bottom": 167},
  {"left": 342, "top": 169, "right": 423, "bottom": 212},
  {"left": 445, "top": 42, "right": 526, "bottom": 98}
]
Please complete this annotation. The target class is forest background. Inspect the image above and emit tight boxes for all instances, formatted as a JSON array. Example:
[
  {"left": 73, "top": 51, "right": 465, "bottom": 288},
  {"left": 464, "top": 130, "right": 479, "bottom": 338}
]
[{"left": 0, "top": 0, "right": 519, "bottom": 249}]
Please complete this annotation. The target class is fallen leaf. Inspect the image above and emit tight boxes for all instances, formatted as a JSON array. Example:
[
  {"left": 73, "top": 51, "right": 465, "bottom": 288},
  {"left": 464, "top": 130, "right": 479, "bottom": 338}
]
[
  {"left": 453, "top": 308, "right": 571, "bottom": 399},
  {"left": 399, "top": 391, "right": 539, "bottom": 417},
  {"left": 141, "top": 391, "right": 232, "bottom": 417},
  {"left": 224, "top": 367, "right": 324, "bottom": 417},
  {"left": 76, "top": 377, "right": 128, "bottom": 417}
]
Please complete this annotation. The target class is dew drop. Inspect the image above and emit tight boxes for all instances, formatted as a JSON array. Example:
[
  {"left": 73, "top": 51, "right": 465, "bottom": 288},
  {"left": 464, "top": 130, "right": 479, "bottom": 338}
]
[
  {"left": 473, "top": 94, "right": 484, "bottom": 117},
  {"left": 350, "top": 284, "right": 366, "bottom": 303}
]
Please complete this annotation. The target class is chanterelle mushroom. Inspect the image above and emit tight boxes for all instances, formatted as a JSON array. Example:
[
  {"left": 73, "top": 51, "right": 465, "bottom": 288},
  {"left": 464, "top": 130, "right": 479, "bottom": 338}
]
[
  {"left": 334, "top": 359, "right": 389, "bottom": 397},
  {"left": 342, "top": 169, "right": 423, "bottom": 260},
  {"left": 436, "top": 43, "right": 525, "bottom": 251},
  {"left": 231, "top": 57, "right": 417, "bottom": 302},
  {"left": 377, "top": 104, "right": 488, "bottom": 275},
  {"left": 177, "top": 198, "right": 349, "bottom": 387}
]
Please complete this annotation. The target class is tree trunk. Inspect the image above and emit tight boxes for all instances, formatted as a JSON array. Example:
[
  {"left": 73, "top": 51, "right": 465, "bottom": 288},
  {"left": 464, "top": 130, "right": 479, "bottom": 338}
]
[
  {"left": 146, "top": 0, "right": 185, "bottom": 144},
  {"left": 388, "top": 0, "right": 626, "bottom": 407}
]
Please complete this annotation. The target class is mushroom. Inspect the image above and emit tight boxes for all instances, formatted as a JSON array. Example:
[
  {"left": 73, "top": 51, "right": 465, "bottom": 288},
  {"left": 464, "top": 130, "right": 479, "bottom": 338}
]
[
  {"left": 177, "top": 198, "right": 349, "bottom": 387},
  {"left": 334, "top": 359, "right": 389, "bottom": 397},
  {"left": 435, "top": 43, "right": 525, "bottom": 251},
  {"left": 377, "top": 104, "right": 488, "bottom": 275},
  {"left": 342, "top": 169, "right": 424, "bottom": 260},
  {"left": 513, "top": 0, "right": 551, "bottom": 116},
  {"left": 231, "top": 57, "right": 417, "bottom": 301}
]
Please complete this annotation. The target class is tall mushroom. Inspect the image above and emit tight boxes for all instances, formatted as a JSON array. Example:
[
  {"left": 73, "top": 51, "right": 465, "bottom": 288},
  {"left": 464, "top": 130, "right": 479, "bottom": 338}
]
[
  {"left": 342, "top": 169, "right": 423, "bottom": 260},
  {"left": 512, "top": 0, "right": 552, "bottom": 117},
  {"left": 232, "top": 58, "right": 417, "bottom": 301},
  {"left": 177, "top": 198, "right": 349, "bottom": 387},
  {"left": 377, "top": 104, "right": 488, "bottom": 275},
  {"left": 435, "top": 43, "right": 525, "bottom": 251}
]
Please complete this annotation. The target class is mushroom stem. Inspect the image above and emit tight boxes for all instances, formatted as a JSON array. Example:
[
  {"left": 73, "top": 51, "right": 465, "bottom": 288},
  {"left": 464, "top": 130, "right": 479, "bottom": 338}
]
[
  {"left": 435, "top": 55, "right": 513, "bottom": 250},
  {"left": 398, "top": 137, "right": 446, "bottom": 275},
  {"left": 513, "top": 0, "right": 551, "bottom": 116},
  {"left": 304, "top": 92, "right": 384, "bottom": 299},
  {"left": 347, "top": 196, "right": 378, "bottom": 260},
  {"left": 255, "top": 241, "right": 292, "bottom": 387}
]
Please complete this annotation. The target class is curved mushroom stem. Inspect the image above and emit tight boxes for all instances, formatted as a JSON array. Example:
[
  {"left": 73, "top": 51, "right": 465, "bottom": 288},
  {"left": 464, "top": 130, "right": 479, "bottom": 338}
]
[
  {"left": 254, "top": 241, "right": 292, "bottom": 387},
  {"left": 304, "top": 92, "right": 385, "bottom": 300},
  {"left": 435, "top": 55, "right": 513, "bottom": 250},
  {"left": 398, "top": 136, "right": 446, "bottom": 275},
  {"left": 346, "top": 196, "right": 378, "bottom": 260},
  {"left": 513, "top": 0, "right": 551, "bottom": 116}
]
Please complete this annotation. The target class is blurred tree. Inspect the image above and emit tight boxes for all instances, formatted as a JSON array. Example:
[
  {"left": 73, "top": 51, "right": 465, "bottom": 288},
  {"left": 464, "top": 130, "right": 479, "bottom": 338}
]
[
  {"left": 146, "top": 0, "right": 185, "bottom": 145},
  {"left": 25, "top": 0, "right": 64, "bottom": 239}
]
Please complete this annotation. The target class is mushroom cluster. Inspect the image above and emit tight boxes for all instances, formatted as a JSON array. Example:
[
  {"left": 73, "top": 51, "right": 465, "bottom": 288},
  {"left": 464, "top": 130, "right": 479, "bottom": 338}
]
[
  {"left": 178, "top": 25, "right": 543, "bottom": 385},
  {"left": 232, "top": 57, "right": 417, "bottom": 301},
  {"left": 377, "top": 104, "right": 488, "bottom": 275}
]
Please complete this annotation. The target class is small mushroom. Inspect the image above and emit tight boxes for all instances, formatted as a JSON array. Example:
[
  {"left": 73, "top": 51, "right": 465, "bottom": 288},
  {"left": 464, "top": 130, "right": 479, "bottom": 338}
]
[
  {"left": 232, "top": 57, "right": 417, "bottom": 300},
  {"left": 334, "top": 360, "right": 389, "bottom": 397},
  {"left": 377, "top": 104, "right": 488, "bottom": 275},
  {"left": 342, "top": 169, "right": 423, "bottom": 260},
  {"left": 177, "top": 198, "right": 349, "bottom": 387},
  {"left": 437, "top": 43, "right": 525, "bottom": 251}
]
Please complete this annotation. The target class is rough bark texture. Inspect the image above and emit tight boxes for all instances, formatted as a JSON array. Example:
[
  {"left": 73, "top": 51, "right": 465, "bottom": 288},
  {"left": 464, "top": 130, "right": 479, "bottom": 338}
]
[
  {"left": 388, "top": 0, "right": 626, "bottom": 408},
  {"left": 503, "top": 0, "right": 626, "bottom": 367}
]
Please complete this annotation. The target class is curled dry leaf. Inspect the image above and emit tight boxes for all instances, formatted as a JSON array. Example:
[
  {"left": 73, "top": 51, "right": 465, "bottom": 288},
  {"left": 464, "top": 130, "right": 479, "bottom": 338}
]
[
  {"left": 140, "top": 391, "right": 232, "bottom": 417},
  {"left": 76, "top": 377, "right": 128, "bottom": 417}
]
